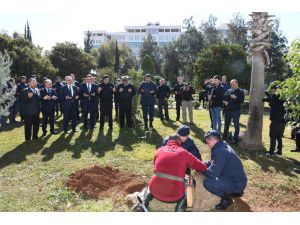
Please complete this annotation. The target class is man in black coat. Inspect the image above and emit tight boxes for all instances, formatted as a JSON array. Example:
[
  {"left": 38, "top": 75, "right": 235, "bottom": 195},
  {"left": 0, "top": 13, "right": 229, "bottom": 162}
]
[
  {"left": 16, "top": 76, "right": 28, "bottom": 121},
  {"left": 53, "top": 76, "right": 64, "bottom": 116},
  {"left": 80, "top": 74, "right": 98, "bottom": 130},
  {"left": 114, "top": 78, "right": 121, "bottom": 119},
  {"left": 40, "top": 79, "right": 58, "bottom": 136},
  {"left": 20, "top": 78, "right": 40, "bottom": 141},
  {"left": 59, "top": 76, "right": 80, "bottom": 133},
  {"left": 157, "top": 78, "right": 170, "bottom": 121},
  {"left": 173, "top": 76, "right": 183, "bottom": 121},
  {"left": 116, "top": 76, "right": 136, "bottom": 128},
  {"left": 263, "top": 84, "right": 286, "bottom": 156},
  {"left": 98, "top": 75, "right": 115, "bottom": 130}
]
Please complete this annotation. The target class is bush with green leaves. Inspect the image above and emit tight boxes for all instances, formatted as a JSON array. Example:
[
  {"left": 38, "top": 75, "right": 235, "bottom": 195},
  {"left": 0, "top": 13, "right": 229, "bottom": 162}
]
[{"left": 141, "top": 54, "right": 155, "bottom": 75}]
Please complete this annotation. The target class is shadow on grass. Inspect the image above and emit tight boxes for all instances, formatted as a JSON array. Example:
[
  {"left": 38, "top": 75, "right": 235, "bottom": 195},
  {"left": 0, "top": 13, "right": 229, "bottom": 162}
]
[
  {"left": 41, "top": 131, "right": 75, "bottom": 162},
  {"left": 0, "top": 135, "right": 51, "bottom": 169},
  {"left": 0, "top": 121, "right": 23, "bottom": 132},
  {"left": 233, "top": 144, "right": 297, "bottom": 177}
]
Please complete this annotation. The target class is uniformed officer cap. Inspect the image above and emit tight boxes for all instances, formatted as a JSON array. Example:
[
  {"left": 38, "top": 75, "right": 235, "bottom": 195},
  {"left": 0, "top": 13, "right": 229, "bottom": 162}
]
[
  {"left": 204, "top": 130, "right": 221, "bottom": 142},
  {"left": 177, "top": 125, "right": 190, "bottom": 136},
  {"left": 144, "top": 73, "right": 151, "bottom": 78},
  {"left": 20, "top": 76, "right": 26, "bottom": 79},
  {"left": 102, "top": 75, "right": 109, "bottom": 80},
  {"left": 121, "top": 76, "right": 129, "bottom": 80}
]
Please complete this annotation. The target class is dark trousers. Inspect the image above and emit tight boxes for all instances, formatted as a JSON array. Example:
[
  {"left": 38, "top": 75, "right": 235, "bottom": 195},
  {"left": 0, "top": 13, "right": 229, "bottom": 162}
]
[
  {"left": 82, "top": 107, "right": 96, "bottom": 129},
  {"left": 24, "top": 113, "right": 40, "bottom": 141},
  {"left": 55, "top": 101, "right": 62, "bottom": 115},
  {"left": 175, "top": 99, "right": 181, "bottom": 120},
  {"left": 119, "top": 101, "right": 132, "bottom": 128},
  {"left": 100, "top": 101, "right": 113, "bottom": 128},
  {"left": 115, "top": 101, "right": 119, "bottom": 118},
  {"left": 62, "top": 107, "right": 77, "bottom": 131},
  {"left": 9, "top": 103, "right": 17, "bottom": 123},
  {"left": 42, "top": 110, "right": 55, "bottom": 133},
  {"left": 223, "top": 110, "right": 241, "bottom": 141},
  {"left": 296, "top": 129, "right": 300, "bottom": 150},
  {"left": 269, "top": 121, "right": 286, "bottom": 153},
  {"left": 158, "top": 99, "right": 169, "bottom": 120},
  {"left": 142, "top": 104, "right": 154, "bottom": 123},
  {"left": 204, "top": 177, "right": 245, "bottom": 197},
  {"left": 144, "top": 192, "right": 187, "bottom": 212}
]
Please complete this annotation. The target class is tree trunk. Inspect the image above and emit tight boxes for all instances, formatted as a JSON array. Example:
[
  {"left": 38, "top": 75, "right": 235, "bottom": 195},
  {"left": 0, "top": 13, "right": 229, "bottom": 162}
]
[{"left": 240, "top": 52, "right": 265, "bottom": 150}]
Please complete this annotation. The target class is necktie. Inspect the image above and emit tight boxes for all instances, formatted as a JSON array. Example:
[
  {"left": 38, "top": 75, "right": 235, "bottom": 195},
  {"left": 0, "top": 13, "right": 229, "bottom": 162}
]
[
  {"left": 69, "top": 86, "right": 72, "bottom": 96},
  {"left": 88, "top": 84, "right": 91, "bottom": 92}
]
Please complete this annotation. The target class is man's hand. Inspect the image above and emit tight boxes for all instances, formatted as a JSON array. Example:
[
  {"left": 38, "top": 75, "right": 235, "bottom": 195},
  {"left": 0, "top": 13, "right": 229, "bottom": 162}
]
[
  {"left": 52, "top": 96, "right": 58, "bottom": 100},
  {"left": 98, "top": 87, "right": 102, "bottom": 93},
  {"left": 113, "top": 87, "right": 116, "bottom": 93},
  {"left": 128, "top": 88, "right": 132, "bottom": 93},
  {"left": 140, "top": 89, "right": 145, "bottom": 93},
  {"left": 208, "top": 95, "right": 212, "bottom": 101},
  {"left": 230, "top": 94, "right": 237, "bottom": 100},
  {"left": 75, "top": 95, "right": 79, "bottom": 100},
  {"left": 66, "top": 96, "right": 72, "bottom": 100},
  {"left": 149, "top": 90, "right": 154, "bottom": 94},
  {"left": 90, "top": 92, "right": 95, "bottom": 96},
  {"left": 83, "top": 93, "right": 89, "bottom": 97},
  {"left": 224, "top": 101, "right": 228, "bottom": 106},
  {"left": 28, "top": 92, "right": 33, "bottom": 98},
  {"left": 44, "top": 95, "right": 50, "bottom": 100},
  {"left": 119, "top": 88, "right": 123, "bottom": 93}
]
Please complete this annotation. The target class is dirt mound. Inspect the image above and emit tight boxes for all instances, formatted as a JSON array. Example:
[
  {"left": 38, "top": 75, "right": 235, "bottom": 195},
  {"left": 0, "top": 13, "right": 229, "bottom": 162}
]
[{"left": 66, "top": 165, "right": 147, "bottom": 199}]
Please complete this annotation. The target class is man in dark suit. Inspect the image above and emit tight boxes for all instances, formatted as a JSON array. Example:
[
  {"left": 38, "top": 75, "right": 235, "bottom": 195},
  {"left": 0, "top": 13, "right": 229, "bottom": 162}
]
[
  {"left": 40, "top": 79, "right": 58, "bottom": 136},
  {"left": 80, "top": 74, "right": 98, "bottom": 130},
  {"left": 116, "top": 76, "right": 136, "bottom": 128},
  {"left": 98, "top": 75, "right": 115, "bottom": 130},
  {"left": 20, "top": 78, "right": 40, "bottom": 141},
  {"left": 70, "top": 73, "right": 81, "bottom": 120},
  {"left": 59, "top": 76, "right": 80, "bottom": 133}
]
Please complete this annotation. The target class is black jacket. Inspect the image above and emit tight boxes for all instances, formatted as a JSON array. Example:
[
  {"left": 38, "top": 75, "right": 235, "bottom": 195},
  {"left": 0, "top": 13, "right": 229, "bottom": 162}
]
[
  {"left": 180, "top": 85, "right": 195, "bottom": 101},
  {"left": 224, "top": 88, "right": 245, "bottom": 112},
  {"left": 210, "top": 84, "right": 225, "bottom": 108},
  {"left": 98, "top": 82, "right": 114, "bottom": 101},
  {"left": 116, "top": 83, "right": 136, "bottom": 102},
  {"left": 40, "top": 88, "right": 57, "bottom": 113},
  {"left": 20, "top": 87, "right": 40, "bottom": 115},
  {"left": 263, "top": 94, "right": 286, "bottom": 123},
  {"left": 157, "top": 85, "right": 171, "bottom": 100},
  {"left": 173, "top": 83, "right": 183, "bottom": 100}
]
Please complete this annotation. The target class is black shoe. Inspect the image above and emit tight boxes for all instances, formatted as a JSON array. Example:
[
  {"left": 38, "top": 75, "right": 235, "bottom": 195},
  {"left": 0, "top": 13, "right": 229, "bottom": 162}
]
[
  {"left": 51, "top": 131, "right": 58, "bottom": 135},
  {"left": 291, "top": 149, "right": 300, "bottom": 153},
  {"left": 266, "top": 151, "right": 275, "bottom": 157},
  {"left": 149, "top": 122, "right": 153, "bottom": 128},
  {"left": 42, "top": 131, "right": 47, "bottom": 136},
  {"left": 32, "top": 136, "right": 38, "bottom": 140},
  {"left": 144, "top": 121, "right": 148, "bottom": 129},
  {"left": 190, "top": 122, "right": 195, "bottom": 125},
  {"left": 72, "top": 129, "right": 78, "bottom": 133},
  {"left": 99, "top": 127, "right": 104, "bottom": 130},
  {"left": 215, "top": 195, "right": 233, "bottom": 210},
  {"left": 294, "top": 168, "right": 300, "bottom": 174},
  {"left": 275, "top": 150, "right": 282, "bottom": 155}
]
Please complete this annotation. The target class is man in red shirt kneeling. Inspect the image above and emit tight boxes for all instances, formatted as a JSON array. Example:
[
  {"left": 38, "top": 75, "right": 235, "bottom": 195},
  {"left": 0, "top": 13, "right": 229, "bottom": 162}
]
[{"left": 141, "top": 134, "right": 207, "bottom": 212}]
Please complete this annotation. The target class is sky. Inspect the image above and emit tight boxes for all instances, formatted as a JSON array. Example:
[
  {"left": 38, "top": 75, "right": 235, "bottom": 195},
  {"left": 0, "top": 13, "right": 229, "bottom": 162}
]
[{"left": 0, "top": 0, "right": 299, "bottom": 51}]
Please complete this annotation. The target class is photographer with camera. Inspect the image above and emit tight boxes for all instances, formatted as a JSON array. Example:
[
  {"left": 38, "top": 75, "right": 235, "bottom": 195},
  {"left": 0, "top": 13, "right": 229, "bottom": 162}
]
[
  {"left": 263, "top": 83, "right": 286, "bottom": 156},
  {"left": 180, "top": 81, "right": 195, "bottom": 125},
  {"left": 223, "top": 79, "right": 244, "bottom": 144},
  {"left": 208, "top": 75, "right": 225, "bottom": 132}
]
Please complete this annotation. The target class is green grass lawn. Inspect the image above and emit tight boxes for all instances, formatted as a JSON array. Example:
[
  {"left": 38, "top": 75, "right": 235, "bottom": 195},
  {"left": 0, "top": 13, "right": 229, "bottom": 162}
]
[{"left": 0, "top": 109, "right": 299, "bottom": 211}]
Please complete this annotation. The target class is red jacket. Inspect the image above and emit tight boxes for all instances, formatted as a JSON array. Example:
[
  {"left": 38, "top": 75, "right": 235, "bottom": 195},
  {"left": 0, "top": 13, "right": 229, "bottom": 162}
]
[{"left": 149, "top": 140, "right": 207, "bottom": 202}]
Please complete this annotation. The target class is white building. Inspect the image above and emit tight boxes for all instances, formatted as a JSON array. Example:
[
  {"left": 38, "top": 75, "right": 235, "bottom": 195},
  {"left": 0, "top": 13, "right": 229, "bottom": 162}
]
[{"left": 85, "top": 22, "right": 183, "bottom": 58}]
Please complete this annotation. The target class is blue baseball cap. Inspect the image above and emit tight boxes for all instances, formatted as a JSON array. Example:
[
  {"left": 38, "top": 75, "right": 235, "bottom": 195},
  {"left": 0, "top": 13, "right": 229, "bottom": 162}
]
[
  {"left": 204, "top": 130, "right": 221, "bottom": 142},
  {"left": 177, "top": 125, "right": 190, "bottom": 136}
]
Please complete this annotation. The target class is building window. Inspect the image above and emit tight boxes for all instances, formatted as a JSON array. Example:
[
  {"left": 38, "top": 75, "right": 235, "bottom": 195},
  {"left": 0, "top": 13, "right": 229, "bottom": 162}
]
[
  {"left": 165, "top": 29, "right": 170, "bottom": 32},
  {"left": 141, "top": 29, "right": 146, "bottom": 32},
  {"left": 159, "top": 29, "right": 164, "bottom": 32},
  {"left": 171, "top": 29, "right": 179, "bottom": 32}
]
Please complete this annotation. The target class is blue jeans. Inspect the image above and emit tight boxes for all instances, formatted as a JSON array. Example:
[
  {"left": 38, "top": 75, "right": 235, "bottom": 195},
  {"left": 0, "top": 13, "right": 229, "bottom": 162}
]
[
  {"left": 204, "top": 177, "right": 240, "bottom": 197},
  {"left": 210, "top": 107, "right": 222, "bottom": 132},
  {"left": 223, "top": 110, "right": 241, "bottom": 141}
]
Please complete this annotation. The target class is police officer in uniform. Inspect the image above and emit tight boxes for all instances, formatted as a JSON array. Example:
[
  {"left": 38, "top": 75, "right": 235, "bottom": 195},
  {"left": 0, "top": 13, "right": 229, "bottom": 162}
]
[
  {"left": 173, "top": 76, "right": 184, "bottom": 121},
  {"left": 98, "top": 75, "right": 115, "bottom": 130},
  {"left": 138, "top": 74, "right": 157, "bottom": 129},
  {"left": 203, "top": 130, "right": 247, "bottom": 210},
  {"left": 116, "top": 76, "right": 136, "bottom": 128},
  {"left": 156, "top": 78, "right": 170, "bottom": 121},
  {"left": 16, "top": 76, "right": 28, "bottom": 121},
  {"left": 114, "top": 78, "right": 121, "bottom": 119},
  {"left": 40, "top": 79, "right": 58, "bottom": 136}
]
